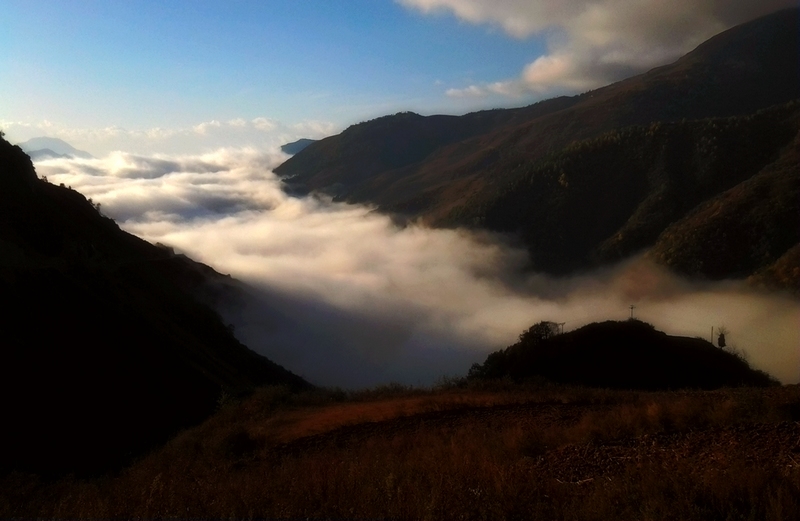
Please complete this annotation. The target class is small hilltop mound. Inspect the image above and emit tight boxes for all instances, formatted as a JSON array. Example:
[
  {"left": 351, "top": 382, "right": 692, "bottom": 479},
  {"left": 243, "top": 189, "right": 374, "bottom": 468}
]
[{"left": 468, "top": 320, "right": 778, "bottom": 389}]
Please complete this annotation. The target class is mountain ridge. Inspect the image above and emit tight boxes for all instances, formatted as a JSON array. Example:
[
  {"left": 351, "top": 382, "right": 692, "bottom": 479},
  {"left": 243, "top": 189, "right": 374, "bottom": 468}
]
[
  {"left": 18, "top": 136, "right": 94, "bottom": 159},
  {"left": 275, "top": 8, "right": 800, "bottom": 287}
]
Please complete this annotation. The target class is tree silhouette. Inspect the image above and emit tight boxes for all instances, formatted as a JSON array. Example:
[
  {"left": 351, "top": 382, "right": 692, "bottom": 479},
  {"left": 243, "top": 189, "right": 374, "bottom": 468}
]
[{"left": 519, "top": 321, "right": 560, "bottom": 344}]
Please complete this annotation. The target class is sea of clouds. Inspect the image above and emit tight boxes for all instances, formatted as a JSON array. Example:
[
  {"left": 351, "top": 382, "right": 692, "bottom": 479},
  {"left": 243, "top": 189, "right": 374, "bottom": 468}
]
[{"left": 35, "top": 149, "right": 799, "bottom": 387}]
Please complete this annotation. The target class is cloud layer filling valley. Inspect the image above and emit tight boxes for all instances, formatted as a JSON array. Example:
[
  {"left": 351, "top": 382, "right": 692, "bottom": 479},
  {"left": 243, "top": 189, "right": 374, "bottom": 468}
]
[{"left": 36, "top": 150, "right": 800, "bottom": 386}]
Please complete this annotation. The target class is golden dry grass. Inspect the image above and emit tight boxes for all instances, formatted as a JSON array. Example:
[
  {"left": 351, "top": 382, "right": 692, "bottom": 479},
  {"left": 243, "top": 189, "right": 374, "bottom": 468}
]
[{"left": 3, "top": 383, "right": 798, "bottom": 520}]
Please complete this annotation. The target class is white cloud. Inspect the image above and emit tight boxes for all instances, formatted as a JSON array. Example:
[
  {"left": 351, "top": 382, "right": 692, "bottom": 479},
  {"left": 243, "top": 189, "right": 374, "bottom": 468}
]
[
  {"left": 401, "top": 0, "right": 796, "bottom": 96},
  {"left": 446, "top": 85, "right": 490, "bottom": 98},
  {"left": 1, "top": 117, "right": 338, "bottom": 156},
  {"left": 399, "top": 0, "right": 580, "bottom": 38},
  {"left": 251, "top": 117, "right": 276, "bottom": 131},
  {"left": 33, "top": 149, "right": 800, "bottom": 387},
  {"left": 192, "top": 120, "right": 221, "bottom": 134}
]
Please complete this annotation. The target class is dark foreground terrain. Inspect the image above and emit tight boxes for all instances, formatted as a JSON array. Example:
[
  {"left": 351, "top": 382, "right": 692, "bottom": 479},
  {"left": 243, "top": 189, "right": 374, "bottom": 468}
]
[
  {"left": 2, "top": 383, "right": 798, "bottom": 520},
  {"left": 0, "top": 135, "right": 309, "bottom": 477}
]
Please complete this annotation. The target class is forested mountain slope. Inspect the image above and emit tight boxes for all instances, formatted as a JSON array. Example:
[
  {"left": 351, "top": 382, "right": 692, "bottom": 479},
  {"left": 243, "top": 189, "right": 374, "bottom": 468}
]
[
  {"left": 275, "top": 8, "right": 800, "bottom": 287},
  {"left": 448, "top": 103, "right": 800, "bottom": 277}
]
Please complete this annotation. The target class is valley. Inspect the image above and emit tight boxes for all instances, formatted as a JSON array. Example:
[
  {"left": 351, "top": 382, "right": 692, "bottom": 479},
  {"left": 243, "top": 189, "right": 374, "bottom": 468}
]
[{"left": 1, "top": 5, "right": 798, "bottom": 519}]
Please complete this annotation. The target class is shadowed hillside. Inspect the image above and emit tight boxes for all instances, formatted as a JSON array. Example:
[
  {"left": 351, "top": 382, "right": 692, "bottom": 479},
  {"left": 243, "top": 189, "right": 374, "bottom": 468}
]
[
  {"left": 275, "top": 8, "right": 800, "bottom": 284},
  {"left": 468, "top": 320, "right": 777, "bottom": 389},
  {"left": 449, "top": 102, "right": 800, "bottom": 276},
  {"left": 649, "top": 122, "right": 800, "bottom": 281},
  {"left": 0, "top": 135, "right": 309, "bottom": 476}
]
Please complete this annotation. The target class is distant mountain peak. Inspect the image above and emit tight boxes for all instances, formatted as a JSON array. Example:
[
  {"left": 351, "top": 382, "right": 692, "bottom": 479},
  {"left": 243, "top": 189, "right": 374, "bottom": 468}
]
[{"left": 18, "top": 136, "right": 94, "bottom": 159}]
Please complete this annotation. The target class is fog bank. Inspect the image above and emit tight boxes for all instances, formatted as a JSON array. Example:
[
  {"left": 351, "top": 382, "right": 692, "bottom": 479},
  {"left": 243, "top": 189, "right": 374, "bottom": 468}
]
[{"left": 36, "top": 150, "right": 799, "bottom": 387}]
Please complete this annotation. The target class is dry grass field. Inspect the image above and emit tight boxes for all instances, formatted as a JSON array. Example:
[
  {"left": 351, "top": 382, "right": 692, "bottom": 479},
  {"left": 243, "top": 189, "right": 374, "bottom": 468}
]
[{"left": 2, "top": 382, "right": 799, "bottom": 520}]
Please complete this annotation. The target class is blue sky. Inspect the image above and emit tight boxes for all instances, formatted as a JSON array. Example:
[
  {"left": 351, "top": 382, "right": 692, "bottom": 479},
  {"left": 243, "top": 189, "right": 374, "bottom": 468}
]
[{"left": 1, "top": 0, "right": 791, "bottom": 154}]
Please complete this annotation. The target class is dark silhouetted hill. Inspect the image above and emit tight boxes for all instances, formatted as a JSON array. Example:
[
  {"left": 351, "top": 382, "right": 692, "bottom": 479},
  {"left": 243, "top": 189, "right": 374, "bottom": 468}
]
[
  {"left": 468, "top": 320, "right": 778, "bottom": 390},
  {"left": 275, "top": 8, "right": 800, "bottom": 286},
  {"left": 0, "top": 136, "right": 309, "bottom": 476}
]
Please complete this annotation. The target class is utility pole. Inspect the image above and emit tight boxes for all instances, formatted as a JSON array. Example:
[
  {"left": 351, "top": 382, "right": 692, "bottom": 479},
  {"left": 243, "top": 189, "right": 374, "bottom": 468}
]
[{"left": 629, "top": 304, "right": 636, "bottom": 320}]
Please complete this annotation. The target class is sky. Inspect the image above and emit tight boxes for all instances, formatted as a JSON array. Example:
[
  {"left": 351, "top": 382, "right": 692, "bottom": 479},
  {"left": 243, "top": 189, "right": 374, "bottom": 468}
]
[{"left": 1, "top": 0, "right": 794, "bottom": 155}]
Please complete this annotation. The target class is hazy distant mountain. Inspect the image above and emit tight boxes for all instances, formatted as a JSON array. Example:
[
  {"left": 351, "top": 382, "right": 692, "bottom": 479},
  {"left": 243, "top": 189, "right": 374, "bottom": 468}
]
[
  {"left": 18, "top": 136, "right": 94, "bottom": 159},
  {"left": 281, "top": 138, "right": 317, "bottom": 155},
  {"left": 0, "top": 137, "right": 309, "bottom": 475},
  {"left": 275, "top": 8, "right": 800, "bottom": 288}
]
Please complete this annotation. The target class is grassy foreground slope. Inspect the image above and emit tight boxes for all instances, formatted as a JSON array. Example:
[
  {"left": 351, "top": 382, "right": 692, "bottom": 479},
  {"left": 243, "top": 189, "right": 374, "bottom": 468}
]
[{"left": 3, "top": 383, "right": 798, "bottom": 520}]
